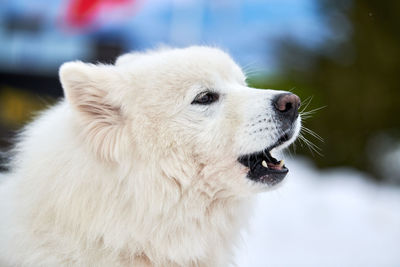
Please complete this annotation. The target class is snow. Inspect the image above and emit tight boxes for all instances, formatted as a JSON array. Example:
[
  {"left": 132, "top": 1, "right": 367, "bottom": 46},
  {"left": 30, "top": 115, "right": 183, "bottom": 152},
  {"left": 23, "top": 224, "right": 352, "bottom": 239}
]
[{"left": 234, "top": 157, "right": 400, "bottom": 267}]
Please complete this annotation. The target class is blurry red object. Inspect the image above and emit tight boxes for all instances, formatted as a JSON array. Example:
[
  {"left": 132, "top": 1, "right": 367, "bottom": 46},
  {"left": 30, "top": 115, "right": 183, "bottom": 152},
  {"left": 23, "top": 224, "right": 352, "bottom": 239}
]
[{"left": 65, "top": 0, "right": 136, "bottom": 28}]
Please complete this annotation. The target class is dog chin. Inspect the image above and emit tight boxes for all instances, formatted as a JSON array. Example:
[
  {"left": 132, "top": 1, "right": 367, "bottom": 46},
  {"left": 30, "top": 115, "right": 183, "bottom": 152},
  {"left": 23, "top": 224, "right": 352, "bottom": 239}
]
[{"left": 238, "top": 118, "right": 301, "bottom": 188}]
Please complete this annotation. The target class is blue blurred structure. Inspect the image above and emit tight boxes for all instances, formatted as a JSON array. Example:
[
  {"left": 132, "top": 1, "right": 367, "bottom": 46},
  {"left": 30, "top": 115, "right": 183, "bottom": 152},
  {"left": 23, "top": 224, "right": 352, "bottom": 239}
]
[{"left": 0, "top": 0, "right": 326, "bottom": 74}]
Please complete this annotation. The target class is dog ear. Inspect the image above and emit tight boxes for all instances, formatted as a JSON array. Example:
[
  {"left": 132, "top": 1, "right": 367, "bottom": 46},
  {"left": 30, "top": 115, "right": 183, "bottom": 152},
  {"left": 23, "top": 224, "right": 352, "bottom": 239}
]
[{"left": 59, "top": 61, "right": 127, "bottom": 162}]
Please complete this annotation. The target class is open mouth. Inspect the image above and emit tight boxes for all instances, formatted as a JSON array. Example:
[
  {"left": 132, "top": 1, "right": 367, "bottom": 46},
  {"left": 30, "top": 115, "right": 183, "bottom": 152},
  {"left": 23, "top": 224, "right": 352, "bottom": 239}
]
[{"left": 238, "top": 135, "right": 291, "bottom": 186}]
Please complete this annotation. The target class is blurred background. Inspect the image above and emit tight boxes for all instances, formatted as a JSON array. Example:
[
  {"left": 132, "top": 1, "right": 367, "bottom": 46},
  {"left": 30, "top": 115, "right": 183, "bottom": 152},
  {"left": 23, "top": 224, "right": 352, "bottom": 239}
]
[{"left": 0, "top": 0, "right": 399, "bottom": 266}]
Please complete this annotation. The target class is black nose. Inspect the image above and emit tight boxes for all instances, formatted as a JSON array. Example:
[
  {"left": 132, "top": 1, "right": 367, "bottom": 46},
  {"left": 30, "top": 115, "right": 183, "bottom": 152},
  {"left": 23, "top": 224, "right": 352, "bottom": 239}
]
[{"left": 273, "top": 93, "right": 301, "bottom": 122}]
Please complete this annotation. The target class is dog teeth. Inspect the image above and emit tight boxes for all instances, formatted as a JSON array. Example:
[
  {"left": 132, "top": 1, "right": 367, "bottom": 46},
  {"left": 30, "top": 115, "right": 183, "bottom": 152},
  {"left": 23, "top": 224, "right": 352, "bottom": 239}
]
[
  {"left": 278, "top": 160, "right": 284, "bottom": 168},
  {"left": 262, "top": 160, "right": 268, "bottom": 168}
]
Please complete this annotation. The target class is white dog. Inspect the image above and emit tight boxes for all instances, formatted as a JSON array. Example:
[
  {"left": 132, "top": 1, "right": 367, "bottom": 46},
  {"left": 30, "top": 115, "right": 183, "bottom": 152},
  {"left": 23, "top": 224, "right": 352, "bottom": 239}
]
[{"left": 0, "top": 46, "right": 301, "bottom": 266}]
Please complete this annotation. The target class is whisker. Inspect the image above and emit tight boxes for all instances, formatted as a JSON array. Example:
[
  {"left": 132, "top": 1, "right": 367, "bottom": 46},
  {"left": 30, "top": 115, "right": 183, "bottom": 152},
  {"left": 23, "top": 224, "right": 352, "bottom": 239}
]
[
  {"left": 298, "top": 134, "right": 323, "bottom": 157},
  {"left": 299, "top": 95, "right": 313, "bottom": 113},
  {"left": 301, "top": 126, "right": 324, "bottom": 142},
  {"left": 284, "top": 145, "right": 295, "bottom": 160},
  {"left": 298, "top": 135, "right": 315, "bottom": 156},
  {"left": 299, "top": 115, "right": 313, "bottom": 120},
  {"left": 291, "top": 141, "right": 297, "bottom": 154},
  {"left": 300, "top": 106, "right": 326, "bottom": 116}
]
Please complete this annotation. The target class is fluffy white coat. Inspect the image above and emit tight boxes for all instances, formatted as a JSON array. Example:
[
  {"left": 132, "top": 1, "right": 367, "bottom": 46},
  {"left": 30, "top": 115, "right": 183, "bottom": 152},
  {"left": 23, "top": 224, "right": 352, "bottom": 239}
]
[{"left": 0, "top": 46, "right": 300, "bottom": 266}]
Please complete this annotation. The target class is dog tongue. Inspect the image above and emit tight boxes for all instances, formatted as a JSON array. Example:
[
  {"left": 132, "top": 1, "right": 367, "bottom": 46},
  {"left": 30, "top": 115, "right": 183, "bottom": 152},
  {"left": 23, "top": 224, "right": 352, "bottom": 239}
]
[{"left": 267, "top": 160, "right": 284, "bottom": 170}]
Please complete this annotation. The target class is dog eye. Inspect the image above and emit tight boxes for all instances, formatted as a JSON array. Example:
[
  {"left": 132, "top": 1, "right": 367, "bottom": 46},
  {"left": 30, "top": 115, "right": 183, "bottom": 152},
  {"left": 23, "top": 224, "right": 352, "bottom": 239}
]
[{"left": 191, "top": 91, "right": 219, "bottom": 105}]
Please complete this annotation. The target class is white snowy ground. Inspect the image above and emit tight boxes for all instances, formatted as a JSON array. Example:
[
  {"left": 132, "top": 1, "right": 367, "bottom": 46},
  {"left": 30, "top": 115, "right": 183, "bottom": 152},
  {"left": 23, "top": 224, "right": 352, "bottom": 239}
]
[{"left": 234, "top": 157, "right": 400, "bottom": 267}]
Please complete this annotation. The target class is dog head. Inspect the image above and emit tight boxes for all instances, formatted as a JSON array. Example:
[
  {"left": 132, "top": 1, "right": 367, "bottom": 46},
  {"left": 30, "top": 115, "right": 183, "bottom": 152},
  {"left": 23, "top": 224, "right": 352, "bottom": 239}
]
[{"left": 59, "top": 46, "right": 301, "bottom": 195}]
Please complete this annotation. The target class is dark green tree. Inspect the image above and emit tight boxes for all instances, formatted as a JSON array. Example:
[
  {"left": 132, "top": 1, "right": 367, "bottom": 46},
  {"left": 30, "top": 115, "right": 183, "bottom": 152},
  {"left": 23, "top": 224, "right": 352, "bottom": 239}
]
[{"left": 253, "top": 0, "right": 400, "bottom": 180}]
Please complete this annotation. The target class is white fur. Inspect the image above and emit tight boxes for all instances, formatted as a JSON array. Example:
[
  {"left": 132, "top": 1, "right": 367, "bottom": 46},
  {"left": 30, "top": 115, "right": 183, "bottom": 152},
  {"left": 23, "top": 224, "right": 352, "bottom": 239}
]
[{"left": 0, "top": 46, "right": 300, "bottom": 266}]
